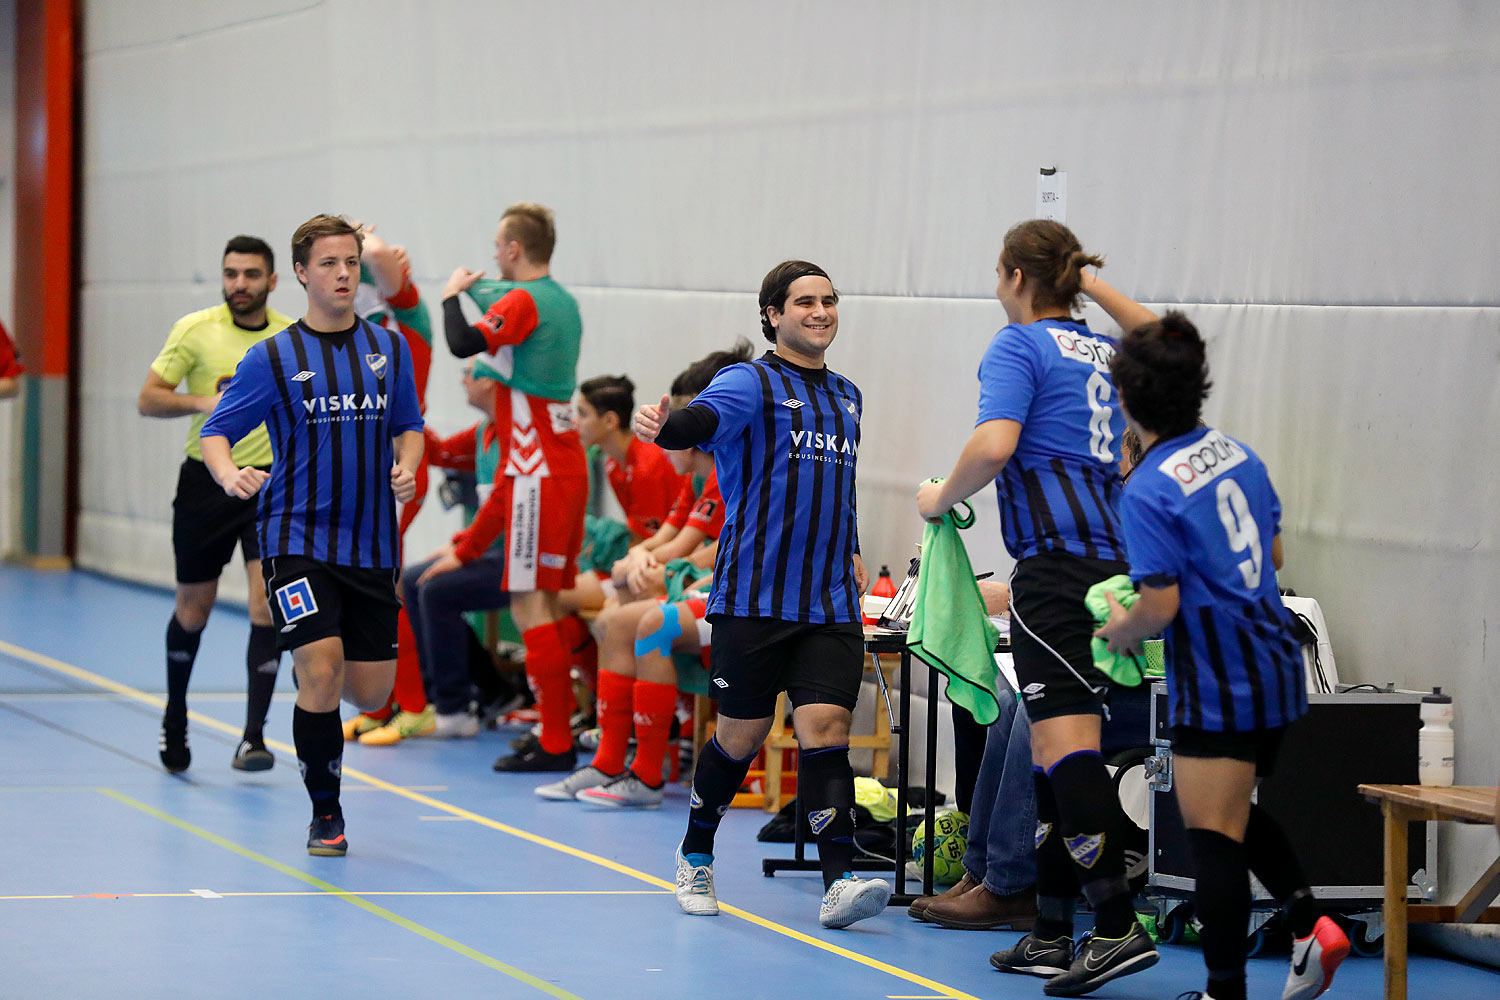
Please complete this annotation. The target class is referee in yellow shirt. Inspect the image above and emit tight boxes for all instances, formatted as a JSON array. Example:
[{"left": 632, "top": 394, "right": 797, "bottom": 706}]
[{"left": 137, "top": 235, "right": 293, "bottom": 773}]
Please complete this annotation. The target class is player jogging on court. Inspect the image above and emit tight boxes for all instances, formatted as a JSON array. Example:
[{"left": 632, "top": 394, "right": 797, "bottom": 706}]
[{"left": 201, "top": 214, "right": 424, "bottom": 856}]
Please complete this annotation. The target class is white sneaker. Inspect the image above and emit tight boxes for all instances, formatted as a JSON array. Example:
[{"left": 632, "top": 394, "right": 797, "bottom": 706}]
[
  {"left": 432, "top": 710, "right": 479, "bottom": 739},
  {"left": 535, "top": 765, "right": 614, "bottom": 801},
  {"left": 1284, "top": 916, "right": 1350, "bottom": 1000},
  {"left": 819, "top": 874, "right": 891, "bottom": 929},
  {"left": 675, "top": 844, "right": 718, "bottom": 916},
  {"left": 577, "top": 772, "right": 664, "bottom": 809}
]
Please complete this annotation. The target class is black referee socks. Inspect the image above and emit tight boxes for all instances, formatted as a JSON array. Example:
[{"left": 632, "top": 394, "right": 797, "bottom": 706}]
[
  {"left": 163, "top": 615, "right": 202, "bottom": 726},
  {"left": 1047, "top": 749, "right": 1134, "bottom": 938},
  {"left": 799, "top": 745, "right": 856, "bottom": 889},
  {"left": 243, "top": 625, "right": 280, "bottom": 743},
  {"left": 293, "top": 706, "right": 344, "bottom": 820}
]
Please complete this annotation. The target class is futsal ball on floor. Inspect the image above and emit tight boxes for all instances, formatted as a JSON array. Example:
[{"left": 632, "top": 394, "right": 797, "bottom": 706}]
[{"left": 911, "top": 810, "right": 969, "bottom": 884}]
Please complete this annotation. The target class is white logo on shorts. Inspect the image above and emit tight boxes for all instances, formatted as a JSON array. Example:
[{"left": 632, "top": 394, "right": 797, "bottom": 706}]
[
  {"left": 1022, "top": 682, "right": 1046, "bottom": 700},
  {"left": 713, "top": 677, "right": 729, "bottom": 689}
]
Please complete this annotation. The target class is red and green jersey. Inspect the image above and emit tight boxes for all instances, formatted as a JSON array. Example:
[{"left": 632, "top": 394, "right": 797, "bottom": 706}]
[{"left": 467, "top": 277, "right": 587, "bottom": 481}]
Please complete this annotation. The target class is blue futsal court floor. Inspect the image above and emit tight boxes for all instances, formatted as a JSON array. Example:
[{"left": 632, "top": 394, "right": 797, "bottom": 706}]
[{"left": 1, "top": 565, "right": 1495, "bottom": 998}]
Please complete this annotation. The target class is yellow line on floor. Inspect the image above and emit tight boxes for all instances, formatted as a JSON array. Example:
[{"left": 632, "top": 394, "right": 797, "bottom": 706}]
[
  {"left": 97, "top": 788, "right": 583, "bottom": 1000},
  {"left": 1, "top": 637, "right": 980, "bottom": 1000},
  {"left": 1, "top": 889, "right": 671, "bottom": 901}
]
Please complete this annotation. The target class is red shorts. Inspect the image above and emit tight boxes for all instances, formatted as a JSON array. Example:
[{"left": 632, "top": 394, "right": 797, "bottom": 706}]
[{"left": 494, "top": 473, "right": 587, "bottom": 593}]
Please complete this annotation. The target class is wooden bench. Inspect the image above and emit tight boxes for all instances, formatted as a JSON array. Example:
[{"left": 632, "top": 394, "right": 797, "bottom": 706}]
[{"left": 1357, "top": 784, "right": 1500, "bottom": 1000}]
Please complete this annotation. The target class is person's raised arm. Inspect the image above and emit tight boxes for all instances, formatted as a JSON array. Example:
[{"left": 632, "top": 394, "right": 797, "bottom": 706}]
[
  {"left": 1081, "top": 270, "right": 1157, "bottom": 336},
  {"left": 916, "top": 419, "right": 1022, "bottom": 521},
  {"left": 138, "top": 369, "right": 218, "bottom": 418},
  {"left": 0, "top": 377, "right": 17, "bottom": 400}
]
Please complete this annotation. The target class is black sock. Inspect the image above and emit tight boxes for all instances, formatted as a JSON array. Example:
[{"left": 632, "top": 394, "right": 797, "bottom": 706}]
[
  {"left": 293, "top": 706, "right": 344, "bottom": 820},
  {"left": 164, "top": 616, "right": 202, "bottom": 728},
  {"left": 1245, "top": 805, "right": 1318, "bottom": 937},
  {"left": 1048, "top": 750, "right": 1134, "bottom": 938},
  {"left": 799, "top": 745, "right": 856, "bottom": 889},
  {"left": 1189, "top": 827, "right": 1250, "bottom": 1000},
  {"left": 681, "top": 735, "right": 754, "bottom": 858},
  {"left": 1033, "top": 767, "right": 1078, "bottom": 940},
  {"left": 243, "top": 625, "right": 280, "bottom": 743}
]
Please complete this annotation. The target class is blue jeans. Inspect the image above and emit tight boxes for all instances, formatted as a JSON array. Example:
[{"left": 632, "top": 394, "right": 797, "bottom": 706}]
[
  {"left": 961, "top": 685, "right": 1038, "bottom": 894},
  {"left": 401, "top": 551, "right": 507, "bottom": 715}
]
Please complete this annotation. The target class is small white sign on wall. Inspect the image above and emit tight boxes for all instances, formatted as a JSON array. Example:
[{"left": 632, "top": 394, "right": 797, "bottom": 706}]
[{"left": 1036, "top": 168, "right": 1067, "bottom": 222}]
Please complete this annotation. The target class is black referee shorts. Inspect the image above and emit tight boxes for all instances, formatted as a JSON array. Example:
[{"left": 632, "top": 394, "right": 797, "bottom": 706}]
[
  {"left": 172, "top": 458, "right": 265, "bottom": 584},
  {"left": 263, "top": 554, "right": 400, "bottom": 661},
  {"left": 707, "top": 615, "right": 865, "bottom": 720},
  {"left": 1009, "top": 550, "right": 1131, "bottom": 723}
]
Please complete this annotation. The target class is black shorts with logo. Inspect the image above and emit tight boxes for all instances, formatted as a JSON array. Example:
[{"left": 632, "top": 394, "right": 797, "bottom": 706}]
[
  {"left": 1172, "top": 724, "right": 1289, "bottom": 778},
  {"left": 1009, "top": 550, "right": 1131, "bottom": 722},
  {"left": 707, "top": 615, "right": 865, "bottom": 720},
  {"left": 172, "top": 458, "right": 266, "bottom": 584},
  {"left": 263, "top": 554, "right": 400, "bottom": 661}
]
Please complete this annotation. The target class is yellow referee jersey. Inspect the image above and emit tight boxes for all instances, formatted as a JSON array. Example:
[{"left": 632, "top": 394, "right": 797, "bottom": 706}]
[{"left": 150, "top": 303, "right": 294, "bottom": 466}]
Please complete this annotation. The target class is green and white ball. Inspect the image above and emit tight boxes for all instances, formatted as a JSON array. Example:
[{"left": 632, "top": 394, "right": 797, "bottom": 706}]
[{"left": 911, "top": 809, "right": 969, "bottom": 884}]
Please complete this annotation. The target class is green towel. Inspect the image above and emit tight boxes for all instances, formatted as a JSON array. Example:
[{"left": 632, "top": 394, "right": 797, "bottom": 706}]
[
  {"left": 1082, "top": 574, "right": 1162, "bottom": 687},
  {"left": 907, "top": 482, "right": 1001, "bottom": 725},
  {"left": 575, "top": 514, "right": 633, "bottom": 575}
]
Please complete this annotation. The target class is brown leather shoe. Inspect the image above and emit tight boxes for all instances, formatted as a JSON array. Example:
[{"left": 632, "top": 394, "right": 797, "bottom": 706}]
[
  {"left": 925, "top": 883, "right": 1038, "bottom": 930},
  {"left": 907, "top": 871, "right": 979, "bottom": 921}
]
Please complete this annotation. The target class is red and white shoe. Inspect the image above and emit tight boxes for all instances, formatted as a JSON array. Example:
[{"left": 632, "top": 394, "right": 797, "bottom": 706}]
[{"left": 1283, "top": 916, "right": 1350, "bottom": 1000}]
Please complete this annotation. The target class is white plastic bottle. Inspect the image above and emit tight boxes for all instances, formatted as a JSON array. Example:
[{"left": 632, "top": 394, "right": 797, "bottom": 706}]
[{"left": 1417, "top": 687, "right": 1455, "bottom": 787}]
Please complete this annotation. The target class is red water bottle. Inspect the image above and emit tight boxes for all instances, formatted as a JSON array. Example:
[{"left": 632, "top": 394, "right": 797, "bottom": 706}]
[{"left": 864, "top": 565, "right": 898, "bottom": 624}]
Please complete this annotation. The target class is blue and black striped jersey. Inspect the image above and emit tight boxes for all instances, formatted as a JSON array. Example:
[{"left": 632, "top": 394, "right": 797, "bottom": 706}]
[
  {"left": 201, "top": 317, "right": 424, "bottom": 569},
  {"left": 1121, "top": 426, "right": 1306, "bottom": 733},
  {"left": 977, "top": 318, "right": 1128, "bottom": 563},
  {"left": 692, "top": 352, "right": 862, "bottom": 624}
]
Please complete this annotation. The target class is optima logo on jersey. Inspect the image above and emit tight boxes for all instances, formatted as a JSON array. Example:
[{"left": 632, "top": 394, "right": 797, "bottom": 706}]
[
  {"left": 1046, "top": 326, "right": 1115, "bottom": 372},
  {"left": 1156, "top": 430, "right": 1247, "bottom": 497}
]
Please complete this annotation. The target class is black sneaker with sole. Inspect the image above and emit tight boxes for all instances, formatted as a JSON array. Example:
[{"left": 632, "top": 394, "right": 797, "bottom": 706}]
[
  {"left": 159, "top": 720, "right": 190, "bottom": 773},
  {"left": 1042, "top": 922, "right": 1159, "bottom": 997},
  {"left": 493, "top": 744, "right": 576, "bottom": 772},
  {"left": 307, "top": 814, "right": 348, "bottom": 856},
  {"left": 231, "top": 738, "right": 275, "bottom": 772},
  {"left": 991, "top": 932, "right": 1073, "bottom": 978},
  {"left": 510, "top": 730, "right": 541, "bottom": 754}
]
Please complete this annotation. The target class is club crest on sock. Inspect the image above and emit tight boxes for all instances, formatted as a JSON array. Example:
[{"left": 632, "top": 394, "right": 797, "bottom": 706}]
[
  {"left": 1065, "top": 831, "right": 1105, "bottom": 869},
  {"left": 809, "top": 807, "right": 836, "bottom": 834}
]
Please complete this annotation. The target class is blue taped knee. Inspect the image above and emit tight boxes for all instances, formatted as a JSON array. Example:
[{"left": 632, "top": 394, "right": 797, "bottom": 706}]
[{"left": 634, "top": 605, "right": 683, "bottom": 658}]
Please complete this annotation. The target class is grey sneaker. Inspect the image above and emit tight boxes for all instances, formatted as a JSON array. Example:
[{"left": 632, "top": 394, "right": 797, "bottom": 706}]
[
  {"left": 991, "top": 932, "right": 1073, "bottom": 977},
  {"left": 535, "top": 765, "right": 615, "bottom": 801},
  {"left": 1042, "top": 922, "right": 1159, "bottom": 997},
  {"left": 577, "top": 772, "right": 664, "bottom": 809},
  {"left": 675, "top": 845, "right": 718, "bottom": 916},
  {"left": 432, "top": 709, "right": 479, "bottom": 739},
  {"left": 818, "top": 874, "right": 892, "bottom": 929}
]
